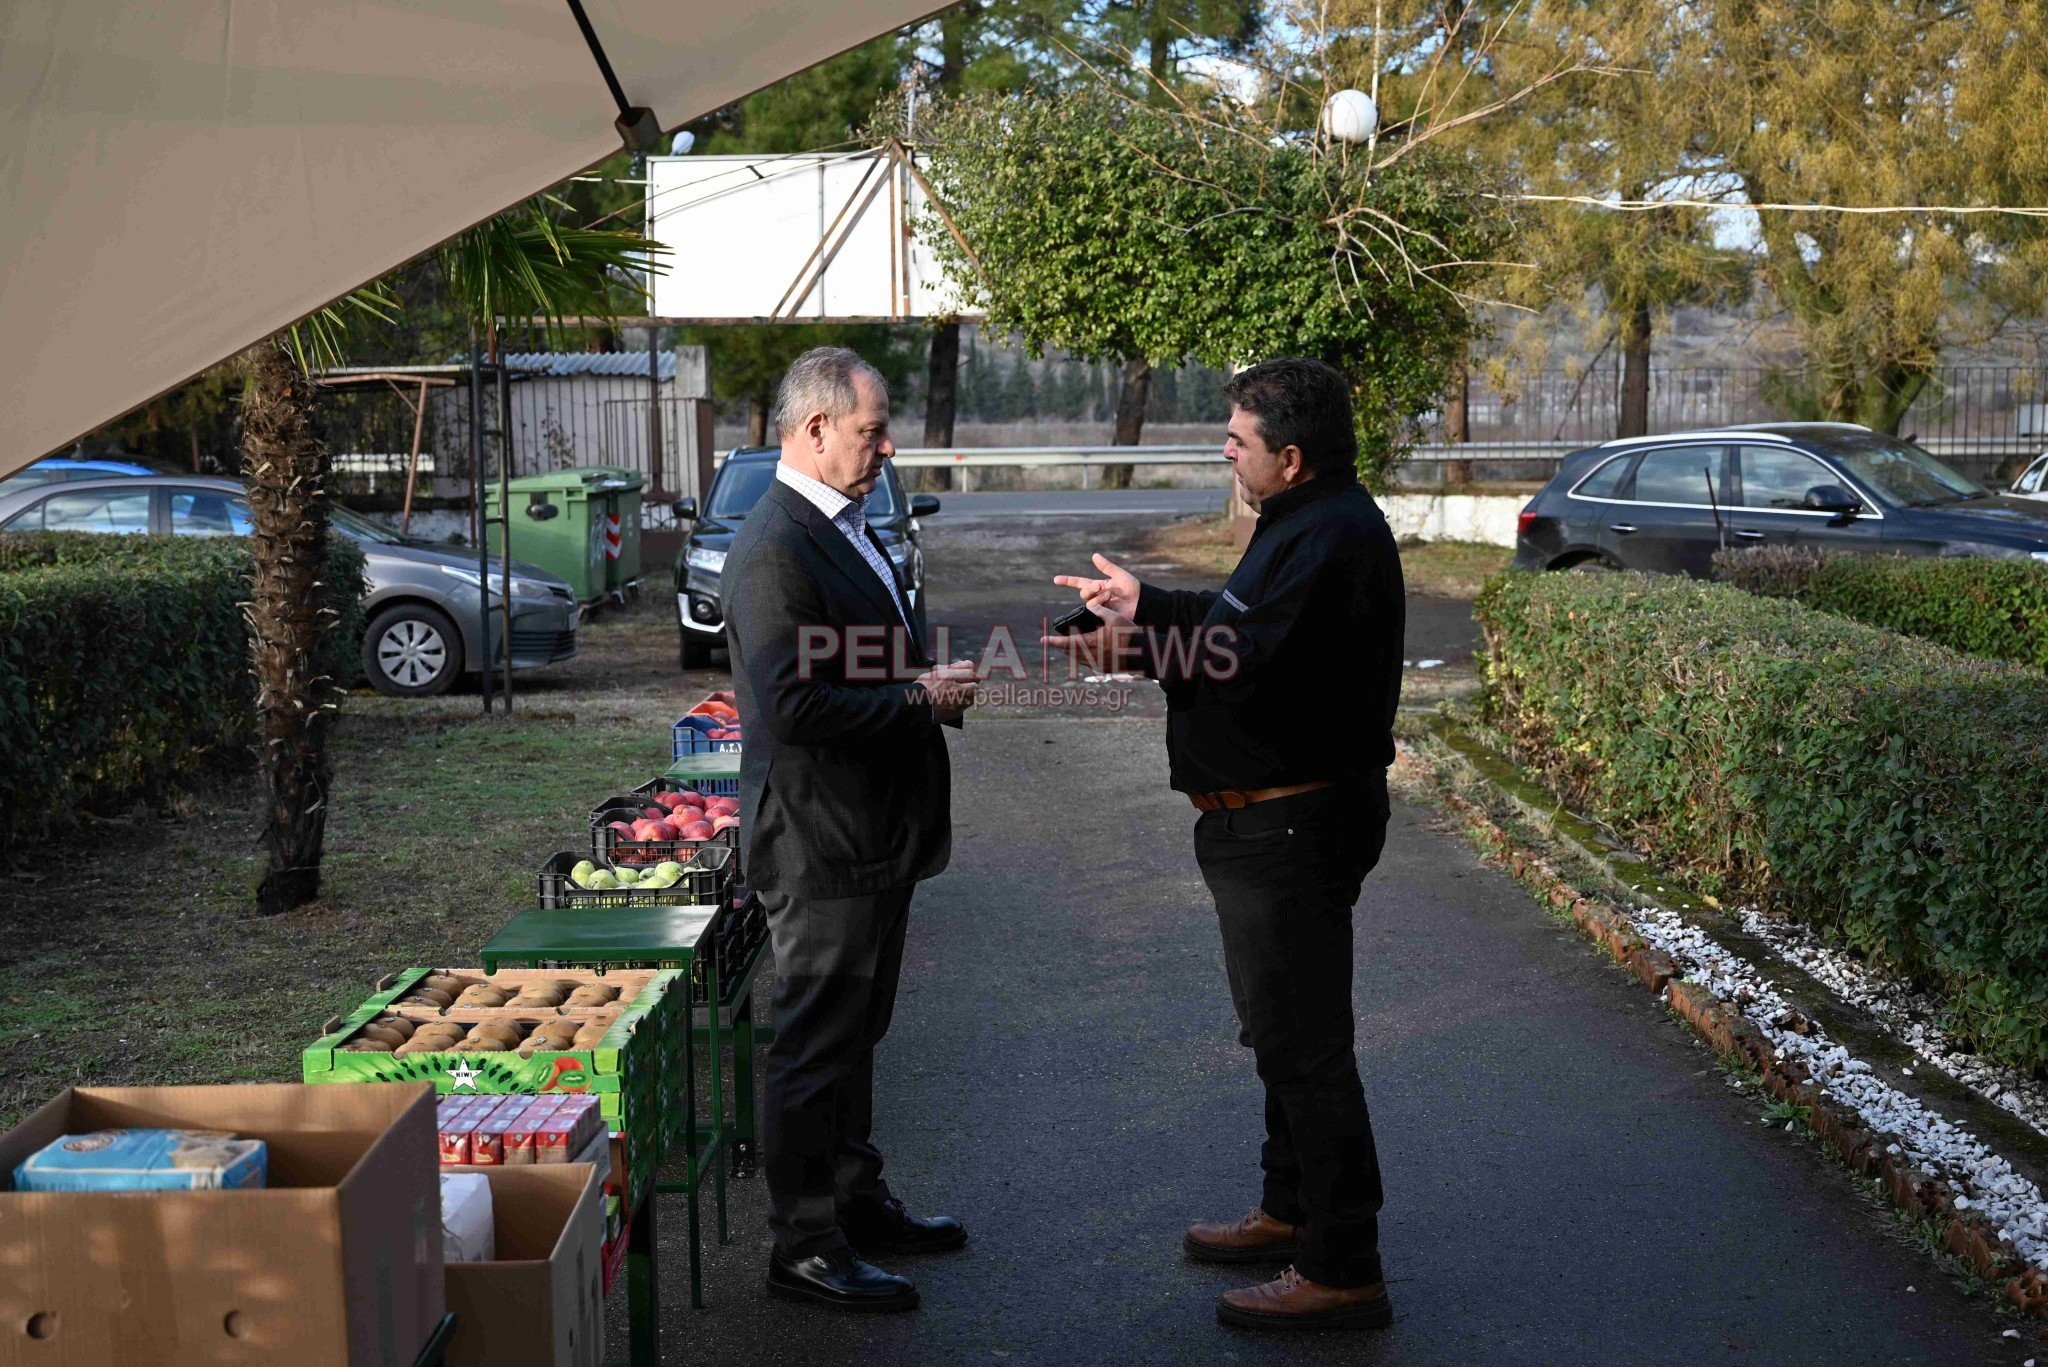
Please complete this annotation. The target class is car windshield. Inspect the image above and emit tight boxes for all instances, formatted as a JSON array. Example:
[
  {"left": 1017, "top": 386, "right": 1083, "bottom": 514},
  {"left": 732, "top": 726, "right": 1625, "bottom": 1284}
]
[
  {"left": 1824, "top": 434, "right": 1985, "bottom": 506},
  {"left": 327, "top": 504, "right": 405, "bottom": 544},
  {"left": 706, "top": 457, "right": 900, "bottom": 519}
]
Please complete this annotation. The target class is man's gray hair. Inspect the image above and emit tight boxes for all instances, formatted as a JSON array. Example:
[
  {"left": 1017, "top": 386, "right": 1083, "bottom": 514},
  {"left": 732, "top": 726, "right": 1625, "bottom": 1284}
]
[{"left": 772, "top": 346, "right": 887, "bottom": 440}]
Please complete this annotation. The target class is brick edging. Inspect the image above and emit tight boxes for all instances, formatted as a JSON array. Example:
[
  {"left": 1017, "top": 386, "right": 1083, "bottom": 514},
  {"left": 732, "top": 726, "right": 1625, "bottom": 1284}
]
[{"left": 1407, "top": 747, "right": 2044, "bottom": 1313}]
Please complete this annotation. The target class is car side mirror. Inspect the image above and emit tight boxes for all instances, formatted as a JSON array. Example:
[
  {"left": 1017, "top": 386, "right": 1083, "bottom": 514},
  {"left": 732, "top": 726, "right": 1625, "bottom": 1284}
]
[
  {"left": 672, "top": 497, "right": 698, "bottom": 521},
  {"left": 909, "top": 494, "right": 941, "bottom": 517},
  {"left": 1803, "top": 484, "right": 1861, "bottom": 515}
]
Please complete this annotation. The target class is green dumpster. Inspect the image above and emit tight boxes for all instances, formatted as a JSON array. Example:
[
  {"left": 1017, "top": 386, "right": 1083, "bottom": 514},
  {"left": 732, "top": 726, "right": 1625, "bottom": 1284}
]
[
  {"left": 591, "top": 466, "right": 646, "bottom": 593},
  {"left": 491, "top": 469, "right": 612, "bottom": 602}
]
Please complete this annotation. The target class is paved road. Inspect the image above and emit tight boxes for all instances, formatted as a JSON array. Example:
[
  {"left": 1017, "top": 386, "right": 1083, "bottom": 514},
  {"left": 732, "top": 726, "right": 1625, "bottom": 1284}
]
[
  {"left": 634, "top": 719, "right": 2007, "bottom": 1364},
  {"left": 917, "top": 499, "right": 1482, "bottom": 677},
  {"left": 623, "top": 512, "right": 2014, "bottom": 1364}
]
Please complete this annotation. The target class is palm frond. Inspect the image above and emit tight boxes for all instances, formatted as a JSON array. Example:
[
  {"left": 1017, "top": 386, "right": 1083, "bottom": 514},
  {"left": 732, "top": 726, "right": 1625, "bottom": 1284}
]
[
  {"left": 281, "top": 284, "right": 400, "bottom": 373},
  {"left": 439, "top": 196, "right": 669, "bottom": 347}
]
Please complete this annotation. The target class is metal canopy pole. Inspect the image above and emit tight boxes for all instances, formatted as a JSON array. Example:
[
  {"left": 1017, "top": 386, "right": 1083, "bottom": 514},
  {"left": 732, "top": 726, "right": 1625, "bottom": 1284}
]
[
  {"left": 647, "top": 326, "right": 663, "bottom": 494},
  {"left": 469, "top": 327, "right": 493, "bottom": 713},
  {"left": 497, "top": 361, "right": 515, "bottom": 710}
]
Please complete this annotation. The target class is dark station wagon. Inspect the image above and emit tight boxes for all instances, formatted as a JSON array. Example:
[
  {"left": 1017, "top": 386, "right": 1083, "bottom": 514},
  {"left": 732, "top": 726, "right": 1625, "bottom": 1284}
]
[{"left": 1514, "top": 423, "right": 2048, "bottom": 576}]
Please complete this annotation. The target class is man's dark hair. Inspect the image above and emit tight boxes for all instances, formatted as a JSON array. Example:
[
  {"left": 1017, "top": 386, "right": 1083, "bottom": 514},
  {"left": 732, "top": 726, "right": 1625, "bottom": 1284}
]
[{"left": 1223, "top": 358, "right": 1357, "bottom": 476}]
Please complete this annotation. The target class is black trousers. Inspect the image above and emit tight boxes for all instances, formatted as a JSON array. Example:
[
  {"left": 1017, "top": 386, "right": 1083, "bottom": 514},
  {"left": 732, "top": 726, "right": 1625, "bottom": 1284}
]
[
  {"left": 1192, "top": 776, "right": 1391, "bottom": 1288},
  {"left": 758, "top": 882, "right": 916, "bottom": 1259}
]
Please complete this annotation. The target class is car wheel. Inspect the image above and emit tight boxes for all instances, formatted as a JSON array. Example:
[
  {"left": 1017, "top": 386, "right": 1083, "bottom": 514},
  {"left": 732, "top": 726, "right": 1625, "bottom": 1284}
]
[
  {"left": 1565, "top": 556, "right": 1619, "bottom": 574},
  {"left": 364, "top": 603, "right": 463, "bottom": 696}
]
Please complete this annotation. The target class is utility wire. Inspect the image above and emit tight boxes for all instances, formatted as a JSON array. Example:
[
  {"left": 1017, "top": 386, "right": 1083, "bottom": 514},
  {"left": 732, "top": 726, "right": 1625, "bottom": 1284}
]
[{"left": 1495, "top": 192, "right": 2048, "bottom": 219}]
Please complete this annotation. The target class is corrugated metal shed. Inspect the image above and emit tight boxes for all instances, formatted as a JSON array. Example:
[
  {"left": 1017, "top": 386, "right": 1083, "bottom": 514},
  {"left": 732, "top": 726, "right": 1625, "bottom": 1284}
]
[{"left": 498, "top": 351, "right": 685, "bottom": 380}]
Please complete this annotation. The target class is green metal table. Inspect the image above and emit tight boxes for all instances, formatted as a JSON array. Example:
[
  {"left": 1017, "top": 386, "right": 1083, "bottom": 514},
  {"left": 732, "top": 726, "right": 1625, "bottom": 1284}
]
[
  {"left": 662, "top": 751, "right": 741, "bottom": 788},
  {"left": 479, "top": 900, "right": 769, "bottom": 1366}
]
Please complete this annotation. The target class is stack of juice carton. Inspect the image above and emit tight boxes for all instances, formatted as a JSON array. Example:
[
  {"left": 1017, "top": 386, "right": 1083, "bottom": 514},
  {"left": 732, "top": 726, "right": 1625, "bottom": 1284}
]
[{"left": 437, "top": 1094, "right": 603, "bottom": 1167}]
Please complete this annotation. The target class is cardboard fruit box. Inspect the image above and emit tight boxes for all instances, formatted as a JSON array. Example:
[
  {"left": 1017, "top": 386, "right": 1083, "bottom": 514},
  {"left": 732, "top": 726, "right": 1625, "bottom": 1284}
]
[
  {"left": 443, "top": 1165, "right": 604, "bottom": 1367},
  {"left": 0, "top": 1082, "right": 442, "bottom": 1367},
  {"left": 302, "top": 968, "right": 685, "bottom": 1203}
]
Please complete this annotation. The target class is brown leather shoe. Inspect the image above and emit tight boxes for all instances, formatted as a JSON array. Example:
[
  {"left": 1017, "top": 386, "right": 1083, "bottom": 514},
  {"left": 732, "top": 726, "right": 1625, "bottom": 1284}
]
[
  {"left": 1216, "top": 1266, "right": 1393, "bottom": 1330},
  {"left": 1182, "top": 1207, "right": 1301, "bottom": 1264}
]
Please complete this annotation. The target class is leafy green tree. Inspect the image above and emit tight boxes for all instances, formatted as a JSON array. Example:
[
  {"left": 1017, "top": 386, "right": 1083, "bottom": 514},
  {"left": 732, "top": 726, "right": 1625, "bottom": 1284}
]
[
  {"left": 1665, "top": 0, "right": 2048, "bottom": 431},
  {"left": 680, "top": 323, "right": 923, "bottom": 443},
  {"left": 912, "top": 85, "right": 1509, "bottom": 483}
]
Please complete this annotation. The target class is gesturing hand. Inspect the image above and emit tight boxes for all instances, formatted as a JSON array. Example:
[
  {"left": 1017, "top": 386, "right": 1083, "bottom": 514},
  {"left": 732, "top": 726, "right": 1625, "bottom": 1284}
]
[
  {"left": 1040, "top": 601, "right": 1143, "bottom": 677},
  {"left": 1052, "top": 553, "right": 1141, "bottom": 623},
  {"left": 916, "top": 660, "right": 980, "bottom": 723}
]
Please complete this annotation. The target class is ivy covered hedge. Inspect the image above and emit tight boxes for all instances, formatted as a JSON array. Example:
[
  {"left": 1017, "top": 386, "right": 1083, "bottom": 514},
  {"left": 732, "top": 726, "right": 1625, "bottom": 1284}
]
[
  {"left": 1476, "top": 569, "right": 2048, "bottom": 1071},
  {"left": 0, "top": 533, "right": 366, "bottom": 850},
  {"left": 1715, "top": 545, "right": 2048, "bottom": 671}
]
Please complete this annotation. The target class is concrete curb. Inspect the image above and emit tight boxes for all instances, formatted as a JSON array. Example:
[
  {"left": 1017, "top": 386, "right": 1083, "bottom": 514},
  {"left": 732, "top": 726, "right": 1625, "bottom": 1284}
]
[{"left": 1399, "top": 731, "right": 2047, "bottom": 1316}]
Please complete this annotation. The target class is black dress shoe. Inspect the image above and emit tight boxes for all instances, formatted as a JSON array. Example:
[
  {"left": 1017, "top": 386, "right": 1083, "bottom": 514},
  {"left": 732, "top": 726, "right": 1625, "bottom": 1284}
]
[
  {"left": 766, "top": 1247, "right": 919, "bottom": 1312},
  {"left": 843, "top": 1196, "right": 968, "bottom": 1255}
]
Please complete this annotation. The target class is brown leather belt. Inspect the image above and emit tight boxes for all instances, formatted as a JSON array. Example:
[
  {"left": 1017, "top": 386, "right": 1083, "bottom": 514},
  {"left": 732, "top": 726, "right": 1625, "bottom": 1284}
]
[{"left": 1189, "top": 780, "right": 1334, "bottom": 812}]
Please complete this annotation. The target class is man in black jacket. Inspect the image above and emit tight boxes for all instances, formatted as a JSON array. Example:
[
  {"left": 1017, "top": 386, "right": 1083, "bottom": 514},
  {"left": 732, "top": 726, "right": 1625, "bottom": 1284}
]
[
  {"left": 1047, "top": 357, "right": 1404, "bottom": 1331},
  {"left": 724, "top": 347, "right": 978, "bottom": 1313}
]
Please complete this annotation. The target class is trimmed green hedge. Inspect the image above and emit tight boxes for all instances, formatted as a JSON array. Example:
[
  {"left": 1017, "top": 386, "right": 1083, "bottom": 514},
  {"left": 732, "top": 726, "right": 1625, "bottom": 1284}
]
[
  {"left": 1715, "top": 545, "right": 2048, "bottom": 670},
  {"left": 1476, "top": 569, "right": 2048, "bottom": 1071},
  {"left": 0, "top": 533, "right": 366, "bottom": 849}
]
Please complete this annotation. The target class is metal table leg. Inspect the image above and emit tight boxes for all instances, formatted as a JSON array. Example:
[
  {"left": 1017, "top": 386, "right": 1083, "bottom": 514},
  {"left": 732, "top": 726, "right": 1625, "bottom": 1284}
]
[
  {"left": 707, "top": 957, "right": 729, "bottom": 1247},
  {"left": 730, "top": 988, "right": 757, "bottom": 1179},
  {"left": 627, "top": 1194, "right": 659, "bottom": 1367}
]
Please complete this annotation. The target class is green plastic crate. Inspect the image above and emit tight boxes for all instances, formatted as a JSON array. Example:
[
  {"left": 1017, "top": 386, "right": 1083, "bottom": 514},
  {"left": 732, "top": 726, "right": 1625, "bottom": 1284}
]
[{"left": 300, "top": 966, "right": 688, "bottom": 1202}]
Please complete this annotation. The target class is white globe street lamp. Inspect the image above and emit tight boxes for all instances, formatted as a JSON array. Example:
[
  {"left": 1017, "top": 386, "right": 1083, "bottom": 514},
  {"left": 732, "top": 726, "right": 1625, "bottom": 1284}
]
[{"left": 1321, "top": 89, "right": 1378, "bottom": 145}]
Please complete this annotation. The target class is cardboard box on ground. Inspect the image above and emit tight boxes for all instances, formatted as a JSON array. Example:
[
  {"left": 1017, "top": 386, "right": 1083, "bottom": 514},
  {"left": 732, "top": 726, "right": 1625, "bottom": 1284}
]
[
  {"left": 442, "top": 1166, "right": 604, "bottom": 1367},
  {"left": 0, "top": 1083, "right": 443, "bottom": 1367}
]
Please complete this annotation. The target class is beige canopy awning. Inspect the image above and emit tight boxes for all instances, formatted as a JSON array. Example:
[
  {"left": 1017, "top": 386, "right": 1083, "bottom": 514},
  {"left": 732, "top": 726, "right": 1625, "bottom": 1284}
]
[{"left": 0, "top": 0, "right": 942, "bottom": 474}]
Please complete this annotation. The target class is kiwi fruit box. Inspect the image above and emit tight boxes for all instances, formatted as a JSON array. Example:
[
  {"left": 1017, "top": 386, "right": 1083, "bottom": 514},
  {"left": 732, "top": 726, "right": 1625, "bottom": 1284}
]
[{"left": 301, "top": 967, "right": 690, "bottom": 1198}]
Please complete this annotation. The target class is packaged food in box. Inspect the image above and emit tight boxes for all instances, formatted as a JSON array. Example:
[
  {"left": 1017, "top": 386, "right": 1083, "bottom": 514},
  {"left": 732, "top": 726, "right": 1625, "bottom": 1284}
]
[
  {"left": 12, "top": 1128, "right": 267, "bottom": 1192},
  {"left": 440, "top": 1172, "right": 496, "bottom": 1262},
  {"left": 0, "top": 1082, "right": 442, "bottom": 1367}
]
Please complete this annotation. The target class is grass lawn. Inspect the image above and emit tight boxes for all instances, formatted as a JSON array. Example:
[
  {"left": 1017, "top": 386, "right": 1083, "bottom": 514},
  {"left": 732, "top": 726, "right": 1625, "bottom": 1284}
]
[
  {"left": 0, "top": 594, "right": 712, "bottom": 1128},
  {"left": 1142, "top": 512, "right": 1513, "bottom": 597}
]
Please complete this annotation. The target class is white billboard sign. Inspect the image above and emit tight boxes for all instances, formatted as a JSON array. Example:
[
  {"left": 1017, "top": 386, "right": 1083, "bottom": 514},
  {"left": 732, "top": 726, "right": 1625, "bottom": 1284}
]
[{"left": 645, "top": 150, "right": 974, "bottom": 321}]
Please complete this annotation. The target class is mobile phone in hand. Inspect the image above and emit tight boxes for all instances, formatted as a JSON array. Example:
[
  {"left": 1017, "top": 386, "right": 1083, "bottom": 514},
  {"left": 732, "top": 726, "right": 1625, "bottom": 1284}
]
[{"left": 1051, "top": 603, "right": 1105, "bottom": 635}]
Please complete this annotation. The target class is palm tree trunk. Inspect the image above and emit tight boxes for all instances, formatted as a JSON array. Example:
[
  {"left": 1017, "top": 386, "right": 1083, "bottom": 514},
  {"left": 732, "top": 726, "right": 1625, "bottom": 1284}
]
[
  {"left": 242, "top": 341, "right": 338, "bottom": 914},
  {"left": 1105, "top": 356, "right": 1151, "bottom": 491}
]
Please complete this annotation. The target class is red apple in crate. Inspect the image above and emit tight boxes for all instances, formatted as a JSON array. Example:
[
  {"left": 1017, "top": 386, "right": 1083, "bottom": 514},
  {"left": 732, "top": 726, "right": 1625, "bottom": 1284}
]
[
  {"left": 710, "top": 814, "right": 739, "bottom": 834},
  {"left": 642, "top": 806, "right": 666, "bottom": 820},
  {"left": 607, "top": 820, "right": 637, "bottom": 841},
  {"left": 652, "top": 819, "right": 682, "bottom": 840},
  {"left": 653, "top": 791, "right": 685, "bottom": 810},
  {"left": 680, "top": 820, "right": 714, "bottom": 840}
]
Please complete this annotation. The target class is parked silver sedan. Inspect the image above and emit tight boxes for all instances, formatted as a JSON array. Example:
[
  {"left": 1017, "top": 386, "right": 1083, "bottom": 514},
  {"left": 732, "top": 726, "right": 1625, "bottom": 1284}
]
[{"left": 0, "top": 475, "right": 578, "bottom": 696}]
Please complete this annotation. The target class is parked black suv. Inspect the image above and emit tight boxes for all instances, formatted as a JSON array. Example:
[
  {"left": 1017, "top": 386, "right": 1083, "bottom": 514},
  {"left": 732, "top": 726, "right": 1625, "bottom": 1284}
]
[
  {"left": 1514, "top": 424, "right": 2048, "bottom": 576},
  {"left": 670, "top": 447, "right": 940, "bottom": 668}
]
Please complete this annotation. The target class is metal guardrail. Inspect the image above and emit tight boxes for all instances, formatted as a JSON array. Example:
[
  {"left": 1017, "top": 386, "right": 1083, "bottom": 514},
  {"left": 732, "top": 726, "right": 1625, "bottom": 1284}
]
[{"left": 890, "top": 435, "right": 2042, "bottom": 490}]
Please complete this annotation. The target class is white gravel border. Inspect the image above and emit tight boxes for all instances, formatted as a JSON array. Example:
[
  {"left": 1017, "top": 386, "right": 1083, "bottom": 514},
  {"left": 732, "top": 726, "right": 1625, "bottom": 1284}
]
[
  {"left": 1630, "top": 905, "right": 2048, "bottom": 1273},
  {"left": 1731, "top": 906, "right": 2048, "bottom": 1137}
]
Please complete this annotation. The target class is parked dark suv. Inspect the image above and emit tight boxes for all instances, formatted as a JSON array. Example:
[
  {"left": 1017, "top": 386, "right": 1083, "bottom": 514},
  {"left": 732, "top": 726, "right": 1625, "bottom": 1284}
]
[
  {"left": 670, "top": 447, "right": 940, "bottom": 668},
  {"left": 1514, "top": 423, "right": 2048, "bottom": 576}
]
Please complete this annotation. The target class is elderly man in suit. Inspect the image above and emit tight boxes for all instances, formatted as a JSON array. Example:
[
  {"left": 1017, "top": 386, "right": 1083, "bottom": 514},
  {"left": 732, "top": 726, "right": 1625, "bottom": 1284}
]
[{"left": 722, "top": 346, "right": 978, "bottom": 1312}]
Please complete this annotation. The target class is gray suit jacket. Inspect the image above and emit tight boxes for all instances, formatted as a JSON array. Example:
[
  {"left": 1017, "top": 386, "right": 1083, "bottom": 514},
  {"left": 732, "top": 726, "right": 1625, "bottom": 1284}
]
[{"left": 722, "top": 478, "right": 952, "bottom": 898}]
